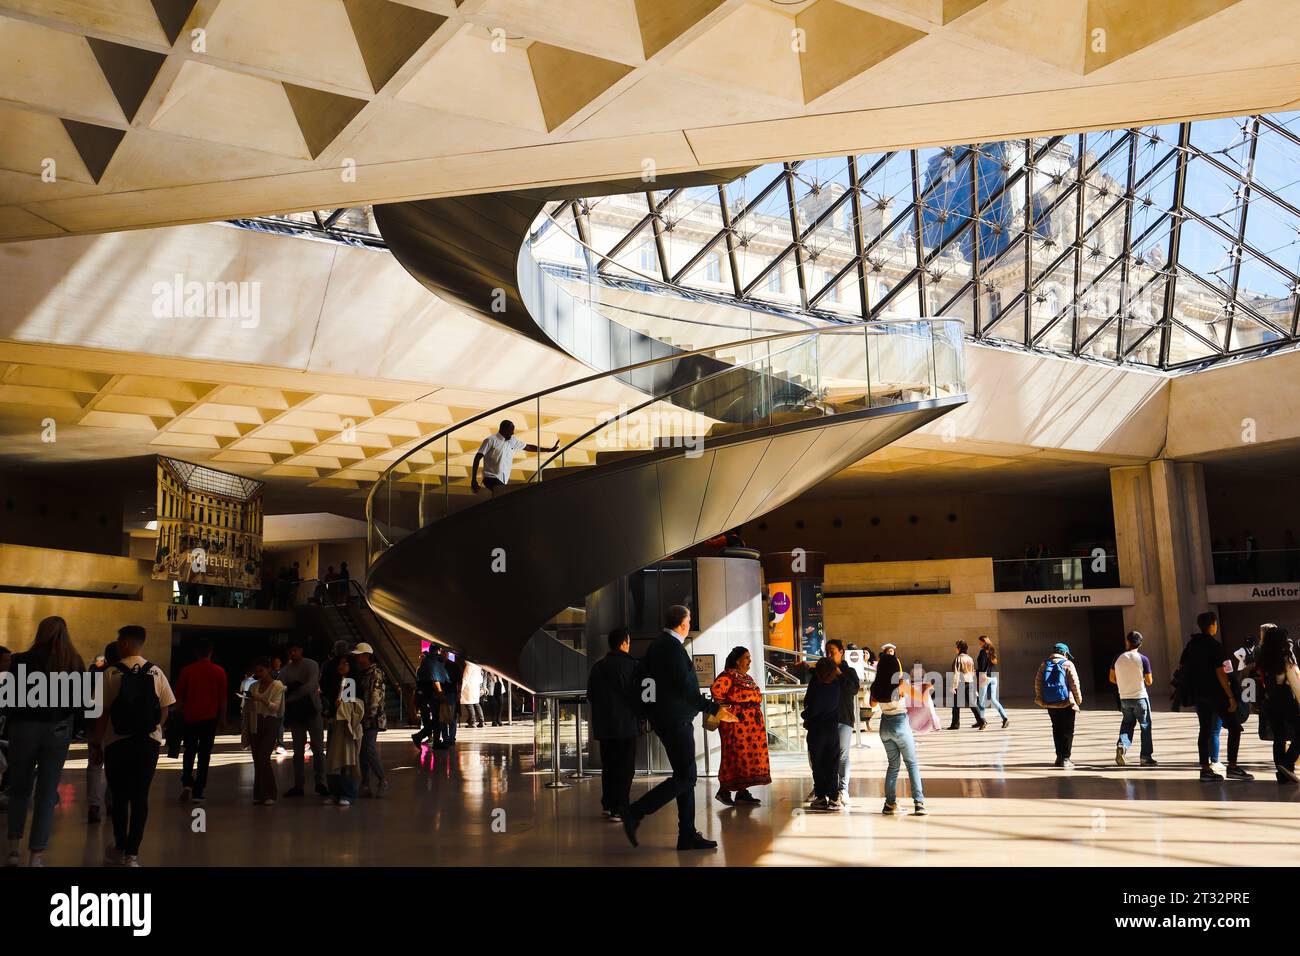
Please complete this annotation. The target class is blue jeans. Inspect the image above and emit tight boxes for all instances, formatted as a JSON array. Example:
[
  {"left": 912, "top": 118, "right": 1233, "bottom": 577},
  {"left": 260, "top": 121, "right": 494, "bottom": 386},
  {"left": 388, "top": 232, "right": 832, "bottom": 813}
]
[
  {"left": 878, "top": 712, "right": 924, "bottom": 805},
  {"left": 836, "top": 724, "right": 852, "bottom": 794},
  {"left": 979, "top": 674, "right": 1008, "bottom": 721},
  {"left": 1117, "top": 698, "right": 1153, "bottom": 759},
  {"left": 5, "top": 718, "right": 73, "bottom": 851}
]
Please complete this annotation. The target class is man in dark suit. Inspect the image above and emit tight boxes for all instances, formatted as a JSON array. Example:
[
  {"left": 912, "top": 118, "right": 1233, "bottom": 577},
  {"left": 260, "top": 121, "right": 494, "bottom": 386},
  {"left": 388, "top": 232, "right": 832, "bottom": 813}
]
[
  {"left": 622, "top": 605, "right": 735, "bottom": 851},
  {"left": 587, "top": 628, "right": 640, "bottom": 821}
]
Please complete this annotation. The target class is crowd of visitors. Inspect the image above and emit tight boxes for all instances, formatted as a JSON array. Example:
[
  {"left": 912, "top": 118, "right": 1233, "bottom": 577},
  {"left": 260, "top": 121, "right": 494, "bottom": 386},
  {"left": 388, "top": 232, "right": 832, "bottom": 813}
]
[{"left": 4, "top": 603, "right": 1300, "bottom": 863}]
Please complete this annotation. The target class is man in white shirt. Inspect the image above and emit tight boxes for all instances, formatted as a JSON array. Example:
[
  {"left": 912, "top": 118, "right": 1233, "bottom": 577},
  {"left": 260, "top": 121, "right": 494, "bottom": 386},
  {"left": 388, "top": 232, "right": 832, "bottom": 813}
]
[
  {"left": 91, "top": 625, "right": 176, "bottom": 866},
  {"left": 1110, "top": 630, "right": 1156, "bottom": 767},
  {"left": 470, "top": 420, "right": 558, "bottom": 495}
]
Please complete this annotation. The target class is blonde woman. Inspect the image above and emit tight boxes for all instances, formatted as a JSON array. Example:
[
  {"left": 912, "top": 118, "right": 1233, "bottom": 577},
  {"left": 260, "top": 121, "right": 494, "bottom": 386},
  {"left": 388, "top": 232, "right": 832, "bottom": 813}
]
[{"left": 5, "top": 616, "right": 86, "bottom": 867}]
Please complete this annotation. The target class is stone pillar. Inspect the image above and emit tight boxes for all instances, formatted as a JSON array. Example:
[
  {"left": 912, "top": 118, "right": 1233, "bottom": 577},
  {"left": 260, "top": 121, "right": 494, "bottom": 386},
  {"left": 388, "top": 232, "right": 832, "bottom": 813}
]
[{"left": 1110, "top": 460, "right": 1215, "bottom": 701}]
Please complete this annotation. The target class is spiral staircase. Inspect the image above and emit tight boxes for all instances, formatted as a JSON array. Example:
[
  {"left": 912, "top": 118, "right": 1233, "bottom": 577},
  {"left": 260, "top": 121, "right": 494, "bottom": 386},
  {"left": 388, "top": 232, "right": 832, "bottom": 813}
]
[{"left": 364, "top": 175, "right": 968, "bottom": 687}]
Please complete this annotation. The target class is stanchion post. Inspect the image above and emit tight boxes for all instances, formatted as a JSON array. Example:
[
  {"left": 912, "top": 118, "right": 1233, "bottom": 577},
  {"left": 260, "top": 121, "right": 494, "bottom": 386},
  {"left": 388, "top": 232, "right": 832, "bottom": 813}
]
[
  {"left": 544, "top": 697, "right": 569, "bottom": 789},
  {"left": 569, "top": 695, "right": 593, "bottom": 779}
]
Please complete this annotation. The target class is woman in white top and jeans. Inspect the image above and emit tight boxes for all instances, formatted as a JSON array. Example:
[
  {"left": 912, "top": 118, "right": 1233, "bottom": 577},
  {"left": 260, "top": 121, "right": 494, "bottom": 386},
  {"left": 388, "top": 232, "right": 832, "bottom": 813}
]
[
  {"left": 242, "top": 657, "right": 285, "bottom": 805},
  {"left": 869, "top": 648, "right": 927, "bottom": 816}
]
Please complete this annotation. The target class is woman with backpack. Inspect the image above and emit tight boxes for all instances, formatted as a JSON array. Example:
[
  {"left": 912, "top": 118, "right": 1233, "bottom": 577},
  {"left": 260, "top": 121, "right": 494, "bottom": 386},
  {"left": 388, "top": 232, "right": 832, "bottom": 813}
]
[
  {"left": 242, "top": 657, "right": 285, "bottom": 806},
  {"left": 1255, "top": 624, "right": 1300, "bottom": 784},
  {"left": 1034, "top": 643, "right": 1083, "bottom": 769},
  {"left": 5, "top": 616, "right": 85, "bottom": 867}
]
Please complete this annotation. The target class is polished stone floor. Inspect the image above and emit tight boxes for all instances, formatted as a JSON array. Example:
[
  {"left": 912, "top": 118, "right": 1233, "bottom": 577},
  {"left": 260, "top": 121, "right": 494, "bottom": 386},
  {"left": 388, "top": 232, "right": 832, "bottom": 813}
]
[{"left": 11, "top": 708, "right": 1300, "bottom": 867}]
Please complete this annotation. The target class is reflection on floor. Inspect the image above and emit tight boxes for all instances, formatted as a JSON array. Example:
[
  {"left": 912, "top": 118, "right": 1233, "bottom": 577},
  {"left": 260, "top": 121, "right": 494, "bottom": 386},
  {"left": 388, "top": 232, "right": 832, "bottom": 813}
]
[{"left": 18, "top": 708, "right": 1300, "bottom": 867}]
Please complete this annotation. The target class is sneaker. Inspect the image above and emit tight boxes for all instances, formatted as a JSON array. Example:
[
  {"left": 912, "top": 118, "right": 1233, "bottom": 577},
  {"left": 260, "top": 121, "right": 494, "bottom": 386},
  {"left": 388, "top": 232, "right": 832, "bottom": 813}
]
[
  {"left": 975, "top": 721, "right": 988, "bottom": 731},
  {"left": 1054, "top": 758, "right": 1074, "bottom": 770},
  {"left": 1226, "top": 766, "right": 1255, "bottom": 781},
  {"left": 285, "top": 787, "right": 305, "bottom": 798},
  {"left": 124, "top": 855, "right": 140, "bottom": 867},
  {"left": 1001, "top": 718, "right": 1009, "bottom": 729},
  {"left": 4, "top": 848, "right": 19, "bottom": 867},
  {"left": 826, "top": 798, "right": 843, "bottom": 811},
  {"left": 103, "top": 846, "right": 124, "bottom": 867},
  {"left": 912, "top": 803, "right": 928, "bottom": 816},
  {"left": 837, "top": 791, "right": 851, "bottom": 808},
  {"left": 179, "top": 786, "right": 192, "bottom": 802},
  {"left": 809, "top": 796, "right": 829, "bottom": 811},
  {"left": 336, "top": 799, "right": 352, "bottom": 808},
  {"left": 29, "top": 852, "right": 45, "bottom": 867},
  {"left": 714, "top": 789, "right": 735, "bottom": 806},
  {"left": 1277, "top": 763, "right": 1300, "bottom": 783},
  {"left": 881, "top": 802, "right": 898, "bottom": 815},
  {"left": 1140, "top": 757, "right": 1158, "bottom": 766},
  {"left": 607, "top": 812, "right": 622, "bottom": 823},
  {"left": 262, "top": 799, "right": 276, "bottom": 806},
  {"left": 1200, "top": 768, "right": 1224, "bottom": 781},
  {"left": 805, "top": 788, "right": 816, "bottom": 802},
  {"left": 1115, "top": 745, "right": 1127, "bottom": 766}
]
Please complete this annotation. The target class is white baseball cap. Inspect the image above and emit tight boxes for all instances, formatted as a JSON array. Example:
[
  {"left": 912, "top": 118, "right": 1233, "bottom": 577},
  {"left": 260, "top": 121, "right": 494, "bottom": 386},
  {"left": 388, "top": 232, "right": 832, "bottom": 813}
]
[
  {"left": 880, "top": 643, "right": 897, "bottom": 652},
  {"left": 350, "top": 642, "right": 375, "bottom": 655}
]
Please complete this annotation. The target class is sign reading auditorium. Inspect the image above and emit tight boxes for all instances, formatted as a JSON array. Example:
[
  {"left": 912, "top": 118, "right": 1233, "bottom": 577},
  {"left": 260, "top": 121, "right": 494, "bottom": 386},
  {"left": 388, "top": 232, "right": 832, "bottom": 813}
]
[{"left": 975, "top": 588, "right": 1135, "bottom": 610}]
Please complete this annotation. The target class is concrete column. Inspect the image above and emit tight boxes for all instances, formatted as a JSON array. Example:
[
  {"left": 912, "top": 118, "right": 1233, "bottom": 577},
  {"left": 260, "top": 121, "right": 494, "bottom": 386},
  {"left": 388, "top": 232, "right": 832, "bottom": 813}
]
[{"left": 1110, "top": 460, "right": 1215, "bottom": 698}]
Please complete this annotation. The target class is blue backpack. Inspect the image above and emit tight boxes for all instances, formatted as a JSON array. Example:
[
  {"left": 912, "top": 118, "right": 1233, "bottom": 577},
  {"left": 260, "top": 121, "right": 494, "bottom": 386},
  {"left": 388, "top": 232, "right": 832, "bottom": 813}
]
[{"left": 1041, "top": 657, "right": 1070, "bottom": 705}]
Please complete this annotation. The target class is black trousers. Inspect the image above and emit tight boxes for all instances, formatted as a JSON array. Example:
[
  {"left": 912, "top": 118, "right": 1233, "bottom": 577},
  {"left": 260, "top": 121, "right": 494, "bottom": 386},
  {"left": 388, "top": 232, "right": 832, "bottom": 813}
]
[
  {"left": 599, "top": 736, "right": 636, "bottom": 812},
  {"left": 1047, "top": 707, "right": 1076, "bottom": 760},
  {"left": 628, "top": 720, "right": 696, "bottom": 836},
  {"left": 950, "top": 681, "right": 985, "bottom": 727},
  {"left": 105, "top": 737, "right": 160, "bottom": 856},
  {"left": 180, "top": 718, "right": 217, "bottom": 796},
  {"left": 806, "top": 723, "right": 841, "bottom": 800}
]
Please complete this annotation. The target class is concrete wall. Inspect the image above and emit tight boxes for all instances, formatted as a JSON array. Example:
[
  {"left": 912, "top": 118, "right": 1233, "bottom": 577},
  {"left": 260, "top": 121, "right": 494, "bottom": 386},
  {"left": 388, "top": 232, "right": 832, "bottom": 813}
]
[
  {"left": 823, "top": 557, "right": 999, "bottom": 683},
  {"left": 741, "top": 490, "right": 1113, "bottom": 564}
]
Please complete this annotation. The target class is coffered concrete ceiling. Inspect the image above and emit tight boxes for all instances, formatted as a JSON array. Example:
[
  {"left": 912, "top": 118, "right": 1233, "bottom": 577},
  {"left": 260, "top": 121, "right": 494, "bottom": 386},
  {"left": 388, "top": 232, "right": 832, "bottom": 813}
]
[{"left": 2, "top": 0, "right": 1296, "bottom": 242}]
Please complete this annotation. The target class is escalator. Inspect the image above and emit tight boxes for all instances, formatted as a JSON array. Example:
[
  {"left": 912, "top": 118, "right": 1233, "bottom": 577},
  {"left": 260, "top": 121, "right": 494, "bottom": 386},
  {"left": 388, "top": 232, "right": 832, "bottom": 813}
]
[
  {"left": 297, "top": 579, "right": 416, "bottom": 723},
  {"left": 365, "top": 184, "right": 968, "bottom": 688}
]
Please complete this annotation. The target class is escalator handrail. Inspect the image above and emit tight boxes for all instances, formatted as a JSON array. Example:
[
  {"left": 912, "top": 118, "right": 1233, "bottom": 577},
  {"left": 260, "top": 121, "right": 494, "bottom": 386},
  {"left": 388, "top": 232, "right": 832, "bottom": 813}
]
[{"left": 299, "top": 576, "right": 418, "bottom": 686}]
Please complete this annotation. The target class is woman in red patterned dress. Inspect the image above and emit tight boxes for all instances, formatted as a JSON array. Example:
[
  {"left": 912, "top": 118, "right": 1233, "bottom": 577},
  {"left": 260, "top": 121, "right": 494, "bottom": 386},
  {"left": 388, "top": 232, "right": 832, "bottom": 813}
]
[{"left": 710, "top": 646, "right": 771, "bottom": 806}]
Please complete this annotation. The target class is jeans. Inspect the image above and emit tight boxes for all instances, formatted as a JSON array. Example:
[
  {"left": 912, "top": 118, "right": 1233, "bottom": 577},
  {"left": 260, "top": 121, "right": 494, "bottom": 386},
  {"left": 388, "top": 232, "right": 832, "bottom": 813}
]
[
  {"left": 950, "top": 680, "right": 985, "bottom": 727},
  {"left": 878, "top": 712, "right": 924, "bottom": 805},
  {"left": 5, "top": 718, "right": 73, "bottom": 851},
  {"left": 1117, "top": 698, "right": 1153, "bottom": 759},
  {"left": 598, "top": 736, "right": 636, "bottom": 812},
  {"left": 978, "top": 674, "right": 1008, "bottom": 721},
  {"left": 807, "top": 723, "right": 841, "bottom": 801},
  {"left": 181, "top": 718, "right": 217, "bottom": 797},
  {"left": 1196, "top": 700, "right": 1240, "bottom": 766},
  {"left": 105, "top": 736, "right": 160, "bottom": 856},
  {"left": 360, "top": 725, "right": 384, "bottom": 787},
  {"left": 1047, "top": 707, "right": 1076, "bottom": 760},
  {"left": 289, "top": 712, "right": 326, "bottom": 789},
  {"left": 836, "top": 724, "right": 852, "bottom": 795},
  {"left": 628, "top": 720, "right": 697, "bottom": 836},
  {"left": 327, "top": 773, "right": 359, "bottom": 801}
]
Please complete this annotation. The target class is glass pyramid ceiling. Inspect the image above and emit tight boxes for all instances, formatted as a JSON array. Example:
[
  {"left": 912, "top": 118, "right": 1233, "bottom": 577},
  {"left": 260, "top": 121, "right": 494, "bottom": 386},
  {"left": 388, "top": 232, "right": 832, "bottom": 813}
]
[{"left": 533, "top": 111, "right": 1300, "bottom": 372}]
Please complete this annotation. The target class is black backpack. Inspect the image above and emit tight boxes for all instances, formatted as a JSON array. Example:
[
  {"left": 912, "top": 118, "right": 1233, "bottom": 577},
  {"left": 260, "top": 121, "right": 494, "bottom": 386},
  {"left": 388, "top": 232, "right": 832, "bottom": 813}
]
[{"left": 110, "top": 661, "right": 161, "bottom": 738}]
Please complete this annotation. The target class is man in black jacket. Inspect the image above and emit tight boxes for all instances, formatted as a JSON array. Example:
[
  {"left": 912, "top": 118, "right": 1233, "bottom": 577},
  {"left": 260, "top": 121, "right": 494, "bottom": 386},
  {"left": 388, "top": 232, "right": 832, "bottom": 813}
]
[
  {"left": 622, "top": 606, "right": 735, "bottom": 850},
  {"left": 1180, "top": 611, "right": 1253, "bottom": 781},
  {"left": 587, "top": 628, "right": 640, "bottom": 821}
]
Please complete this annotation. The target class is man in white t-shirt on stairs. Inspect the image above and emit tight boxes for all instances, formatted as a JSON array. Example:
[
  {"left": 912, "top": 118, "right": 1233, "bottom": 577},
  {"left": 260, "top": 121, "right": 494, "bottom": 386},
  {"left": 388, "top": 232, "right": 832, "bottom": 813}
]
[
  {"left": 470, "top": 420, "right": 558, "bottom": 496},
  {"left": 1110, "top": 630, "right": 1157, "bottom": 767}
]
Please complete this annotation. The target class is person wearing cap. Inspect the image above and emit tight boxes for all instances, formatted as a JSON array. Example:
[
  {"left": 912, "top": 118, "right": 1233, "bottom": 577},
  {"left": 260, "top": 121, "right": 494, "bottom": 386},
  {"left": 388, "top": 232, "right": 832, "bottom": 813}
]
[
  {"left": 1110, "top": 631, "right": 1156, "bottom": 766},
  {"left": 1034, "top": 643, "right": 1083, "bottom": 768},
  {"left": 351, "top": 643, "right": 389, "bottom": 797}
]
